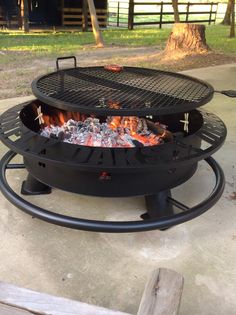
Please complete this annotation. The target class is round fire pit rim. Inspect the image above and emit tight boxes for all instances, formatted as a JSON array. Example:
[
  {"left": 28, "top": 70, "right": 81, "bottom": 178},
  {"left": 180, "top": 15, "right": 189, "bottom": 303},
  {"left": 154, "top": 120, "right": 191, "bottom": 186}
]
[{"left": 0, "top": 101, "right": 227, "bottom": 173}]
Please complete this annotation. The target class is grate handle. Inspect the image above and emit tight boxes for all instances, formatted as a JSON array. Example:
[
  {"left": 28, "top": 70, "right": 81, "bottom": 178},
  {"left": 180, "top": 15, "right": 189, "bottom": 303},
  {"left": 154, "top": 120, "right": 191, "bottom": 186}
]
[
  {"left": 56, "top": 56, "right": 77, "bottom": 71},
  {"left": 215, "top": 90, "right": 236, "bottom": 98}
]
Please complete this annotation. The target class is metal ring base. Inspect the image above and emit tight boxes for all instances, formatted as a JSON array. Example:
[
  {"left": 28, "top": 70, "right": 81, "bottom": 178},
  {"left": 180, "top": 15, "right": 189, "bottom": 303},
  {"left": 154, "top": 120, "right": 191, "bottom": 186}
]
[{"left": 0, "top": 150, "right": 225, "bottom": 233}]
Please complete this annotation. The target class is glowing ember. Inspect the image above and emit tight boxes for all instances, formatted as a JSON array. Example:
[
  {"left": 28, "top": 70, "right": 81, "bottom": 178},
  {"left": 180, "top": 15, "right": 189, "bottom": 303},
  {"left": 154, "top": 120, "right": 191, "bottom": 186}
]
[{"left": 38, "top": 109, "right": 171, "bottom": 148}]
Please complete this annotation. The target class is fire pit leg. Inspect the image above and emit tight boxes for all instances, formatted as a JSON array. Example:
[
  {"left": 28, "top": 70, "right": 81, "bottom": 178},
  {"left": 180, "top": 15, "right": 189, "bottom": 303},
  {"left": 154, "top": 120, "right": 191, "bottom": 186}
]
[
  {"left": 142, "top": 190, "right": 174, "bottom": 220},
  {"left": 21, "top": 173, "right": 52, "bottom": 196}
]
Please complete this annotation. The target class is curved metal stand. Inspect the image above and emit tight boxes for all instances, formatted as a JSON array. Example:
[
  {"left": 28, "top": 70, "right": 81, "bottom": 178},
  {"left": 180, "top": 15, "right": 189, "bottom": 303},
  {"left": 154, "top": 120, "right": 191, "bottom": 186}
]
[{"left": 0, "top": 150, "right": 225, "bottom": 233}]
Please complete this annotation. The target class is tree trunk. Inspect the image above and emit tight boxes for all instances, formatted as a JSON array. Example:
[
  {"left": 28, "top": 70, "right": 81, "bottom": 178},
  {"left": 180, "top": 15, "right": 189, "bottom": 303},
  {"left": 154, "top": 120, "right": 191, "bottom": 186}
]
[
  {"left": 21, "top": 0, "right": 29, "bottom": 33},
  {"left": 230, "top": 0, "right": 235, "bottom": 37},
  {"left": 86, "top": 0, "right": 105, "bottom": 47},
  {"left": 221, "top": 0, "right": 233, "bottom": 25},
  {"left": 82, "top": 0, "right": 88, "bottom": 32},
  {"left": 164, "top": 23, "right": 210, "bottom": 56},
  {"left": 172, "top": 0, "right": 180, "bottom": 23}
]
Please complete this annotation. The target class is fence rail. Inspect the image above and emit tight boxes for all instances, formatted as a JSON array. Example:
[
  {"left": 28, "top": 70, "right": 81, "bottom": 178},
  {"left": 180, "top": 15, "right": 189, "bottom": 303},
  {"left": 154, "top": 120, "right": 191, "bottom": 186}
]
[
  {"left": 108, "top": 1, "right": 129, "bottom": 28},
  {"left": 108, "top": 1, "right": 219, "bottom": 29}
]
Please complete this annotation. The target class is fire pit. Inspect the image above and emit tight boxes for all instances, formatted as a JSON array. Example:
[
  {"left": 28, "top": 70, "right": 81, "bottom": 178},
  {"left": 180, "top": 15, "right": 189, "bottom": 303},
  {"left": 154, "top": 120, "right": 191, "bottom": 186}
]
[{"left": 0, "top": 57, "right": 230, "bottom": 233}]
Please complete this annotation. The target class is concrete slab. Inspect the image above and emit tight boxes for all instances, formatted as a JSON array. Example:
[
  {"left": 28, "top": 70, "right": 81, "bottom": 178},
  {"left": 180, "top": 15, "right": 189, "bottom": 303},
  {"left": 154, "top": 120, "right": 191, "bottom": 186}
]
[{"left": 0, "top": 64, "right": 236, "bottom": 315}]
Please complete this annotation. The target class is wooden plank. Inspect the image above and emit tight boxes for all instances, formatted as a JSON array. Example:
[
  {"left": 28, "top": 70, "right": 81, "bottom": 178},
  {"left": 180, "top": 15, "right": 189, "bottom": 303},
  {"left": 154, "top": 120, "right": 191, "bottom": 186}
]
[
  {"left": 133, "top": 11, "right": 216, "bottom": 16},
  {"left": 63, "top": 8, "right": 82, "bottom": 13},
  {"left": 133, "top": 2, "right": 218, "bottom": 5},
  {"left": 0, "top": 282, "right": 131, "bottom": 315},
  {"left": 137, "top": 268, "right": 184, "bottom": 315},
  {"left": 63, "top": 21, "right": 107, "bottom": 26},
  {"left": 63, "top": 14, "right": 83, "bottom": 18},
  {"left": 63, "top": 21, "right": 83, "bottom": 25},
  {"left": 93, "top": 15, "right": 107, "bottom": 18},
  {"left": 133, "top": 19, "right": 215, "bottom": 26},
  {"left": 92, "top": 9, "right": 107, "bottom": 13},
  {"left": 63, "top": 14, "right": 107, "bottom": 19},
  {"left": 90, "top": 22, "right": 107, "bottom": 26},
  {"left": 63, "top": 8, "right": 106, "bottom": 13},
  {"left": 0, "top": 20, "right": 18, "bottom": 25},
  {"left": 0, "top": 303, "right": 35, "bottom": 315}
]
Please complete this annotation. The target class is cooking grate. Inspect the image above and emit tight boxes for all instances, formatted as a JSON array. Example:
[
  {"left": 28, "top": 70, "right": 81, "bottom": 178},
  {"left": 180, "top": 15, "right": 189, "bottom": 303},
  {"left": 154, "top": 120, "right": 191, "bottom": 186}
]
[{"left": 32, "top": 67, "right": 214, "bottom": 116}]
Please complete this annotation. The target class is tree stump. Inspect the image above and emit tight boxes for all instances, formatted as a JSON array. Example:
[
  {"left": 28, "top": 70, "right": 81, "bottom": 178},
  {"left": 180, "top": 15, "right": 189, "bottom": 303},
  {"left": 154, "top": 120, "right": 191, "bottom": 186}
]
[{"left": 164, "top": 23, "right": 210, "bottom": 57}]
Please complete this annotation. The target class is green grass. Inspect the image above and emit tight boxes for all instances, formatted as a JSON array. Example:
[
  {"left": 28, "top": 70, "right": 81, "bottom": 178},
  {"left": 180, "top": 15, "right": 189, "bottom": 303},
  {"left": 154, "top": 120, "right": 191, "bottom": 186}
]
[
  {"left": 104, "top": 28, "right": 170, "bottom": 46},
  {"left": 0, "top": 28, "right": 170, "bottom": 59},
  {"left": 0, "top": 32, "right": 95, "bottom": 54},
  {"left": 206, "top": 24, "right": 236, "bottom": 54},
  {"left": 0, "top": 25, "right": 235, "bottom": 58}
]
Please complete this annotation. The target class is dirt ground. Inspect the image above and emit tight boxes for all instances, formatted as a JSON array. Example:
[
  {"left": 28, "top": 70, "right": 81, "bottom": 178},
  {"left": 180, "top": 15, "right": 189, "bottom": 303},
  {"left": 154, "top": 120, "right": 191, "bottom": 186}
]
[{"left": 1, "top": 45, "right": 236, "bottom": 99}]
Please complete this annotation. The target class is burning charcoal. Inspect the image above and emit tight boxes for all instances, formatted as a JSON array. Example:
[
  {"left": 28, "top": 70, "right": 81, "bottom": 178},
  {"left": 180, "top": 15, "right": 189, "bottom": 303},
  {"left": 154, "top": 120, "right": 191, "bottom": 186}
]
[
  {"left": 101, "top": 136, "right": 114, "bottom": 147},
  {"left": 78, "top": 131, "right": 91, "bottom": 146},
  {"left": 84, "top": 117, "right": 96, "bottom": 125},
  {"left": 132, "top": 140, "right": 144, "bottom": 147},
  {"left": 94, "top": 118, "right": 100, "bottom": 124},
  {"left": 67, "top": 125, "right": 78, "bottom": 133},
  {"left": 40, "top": 128, "right": 50, "bottom": 137},
  {"left": 64, "top": 132, "right": 72, "bottom": 139},
  {"left": 39, "top": 110, "right": 172, "bottom": 148},
  {"left": 66, "top": 119, "right": 77, "bottom": 126},
  {"left": 58, "top": 131, "right": 65, "bottom": 141},
  {"left": 92, "top": 134, "right": 102, "bottom": 147},
  {"left": 138, "top": 118, "right": 148, "bottom": 134},
  {"left": 50, "top": 133, "right": 58, "bottom": 140},
  {"left": 77, "top": 121, "right": 84, "bottom": 127},
  {"left": 119, "top": 134, "right": 135, "bottom": 147},
  {"left": 124, "top": 127, "right": 131, "bottom": 135},
  {"left": 146, "top": 119, "right": 173, "bottom": 142}
]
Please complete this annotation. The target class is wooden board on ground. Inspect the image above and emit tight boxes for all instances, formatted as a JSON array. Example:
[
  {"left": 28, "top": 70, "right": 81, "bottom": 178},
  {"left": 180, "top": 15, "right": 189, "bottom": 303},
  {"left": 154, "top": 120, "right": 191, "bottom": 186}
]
[
  {"left": 0, "top": 268, "right": 184, "bottom": 315},
  {"left": 0, "top": 282, "right": 131, "bottom": 315},
  {"left": 137, "top": 268, "right": 184, "bottom": 315},
  {"left": 0, "top": 303, "right": 35, "bottom": 315}
]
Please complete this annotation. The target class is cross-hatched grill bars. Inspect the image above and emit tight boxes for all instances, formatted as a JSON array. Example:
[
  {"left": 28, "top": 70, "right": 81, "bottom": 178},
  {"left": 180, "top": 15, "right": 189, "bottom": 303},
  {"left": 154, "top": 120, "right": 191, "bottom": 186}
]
[{"left": 32, "top": 67, "right": 214, "bottom": 115}]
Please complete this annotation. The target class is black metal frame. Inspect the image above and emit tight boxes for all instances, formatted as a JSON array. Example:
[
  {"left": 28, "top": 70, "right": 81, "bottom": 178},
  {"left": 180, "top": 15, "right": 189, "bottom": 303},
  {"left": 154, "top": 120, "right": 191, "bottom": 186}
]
[
  {"left": 0, "top": 150, "right": 225, "bottom": 233},
  {"left": 0, "top": 102, "right": 227, "bottom": 172}
]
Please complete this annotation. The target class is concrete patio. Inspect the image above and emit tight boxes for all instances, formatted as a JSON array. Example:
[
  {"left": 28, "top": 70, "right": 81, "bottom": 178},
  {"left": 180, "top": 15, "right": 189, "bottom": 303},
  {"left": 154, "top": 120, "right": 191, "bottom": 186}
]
[{"left": 0, "top": 63, "right": 235, "bottom": 315}]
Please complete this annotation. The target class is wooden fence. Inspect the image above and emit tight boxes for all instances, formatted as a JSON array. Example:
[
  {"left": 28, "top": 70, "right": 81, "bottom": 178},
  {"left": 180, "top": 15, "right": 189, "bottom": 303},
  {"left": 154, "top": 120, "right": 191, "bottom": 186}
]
[
  {"left": 62, "top": 7, "right": 107, "bottom": 29},
  {"left": 0, "top": 6, "right": 19, "bottom": 29},
  {"left": 108, "top": 1, "right": 218, "bottom": 30},
  {"left": 108, "top": 1, "right": 129, "bottom": 28}
]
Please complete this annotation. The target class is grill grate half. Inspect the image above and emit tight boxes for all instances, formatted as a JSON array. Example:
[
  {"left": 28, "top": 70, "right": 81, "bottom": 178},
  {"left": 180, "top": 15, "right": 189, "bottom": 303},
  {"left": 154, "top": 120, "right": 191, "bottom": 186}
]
[{"left": 32, "top": 66, "right": 214, "bottom": 116}]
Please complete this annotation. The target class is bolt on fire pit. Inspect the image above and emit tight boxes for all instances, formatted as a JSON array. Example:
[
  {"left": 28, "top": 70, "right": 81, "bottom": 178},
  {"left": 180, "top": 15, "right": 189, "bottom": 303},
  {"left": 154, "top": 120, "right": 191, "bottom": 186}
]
[{"left": 0, "top": 56, "right": 232, "bottom": 233}]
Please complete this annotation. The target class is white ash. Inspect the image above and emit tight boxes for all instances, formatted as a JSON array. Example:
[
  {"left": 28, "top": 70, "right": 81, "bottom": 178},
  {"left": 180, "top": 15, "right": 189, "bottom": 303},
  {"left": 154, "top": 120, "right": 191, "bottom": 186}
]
[{"left": 40, "top": 117, "right": 165, "bottom": 148}]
